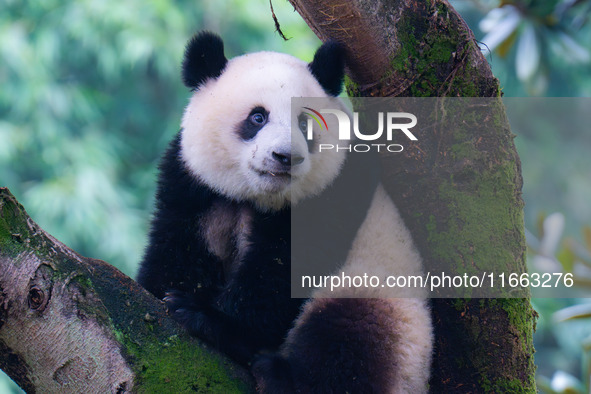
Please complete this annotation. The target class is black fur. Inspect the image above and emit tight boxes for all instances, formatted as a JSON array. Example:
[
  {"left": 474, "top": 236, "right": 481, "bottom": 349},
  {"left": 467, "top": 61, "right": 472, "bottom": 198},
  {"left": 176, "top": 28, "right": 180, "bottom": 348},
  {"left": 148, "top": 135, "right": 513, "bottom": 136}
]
[
  {"left": 308, "top": 41, "right": 347, "bottom": 96},
  {"left": 182, "top": 31, "right": 228, "bottom": 90},
  {"left": 253, "top": 299, "right": 401, "bottom": 393}
]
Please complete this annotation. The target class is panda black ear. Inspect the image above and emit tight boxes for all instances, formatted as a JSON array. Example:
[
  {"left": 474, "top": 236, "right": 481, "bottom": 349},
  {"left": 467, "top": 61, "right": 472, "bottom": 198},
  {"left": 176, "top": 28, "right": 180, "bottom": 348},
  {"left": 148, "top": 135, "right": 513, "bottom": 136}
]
[
  {"left": 182, "top": 31, "right": 228, "bottom": 90},
  {"left": 308, "top": 41, "right": 346, "bottom": 96}
]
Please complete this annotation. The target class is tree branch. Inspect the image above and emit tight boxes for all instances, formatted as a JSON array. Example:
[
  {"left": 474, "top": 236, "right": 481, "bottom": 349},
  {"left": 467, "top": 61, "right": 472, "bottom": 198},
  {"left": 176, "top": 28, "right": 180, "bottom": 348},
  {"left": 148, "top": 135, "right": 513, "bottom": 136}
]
[
  {"left": 289, "top": 0, "right": 497, "bottom": 97},
  {"left": 0, "top": 187, "right": 253, "bottom": 392}
]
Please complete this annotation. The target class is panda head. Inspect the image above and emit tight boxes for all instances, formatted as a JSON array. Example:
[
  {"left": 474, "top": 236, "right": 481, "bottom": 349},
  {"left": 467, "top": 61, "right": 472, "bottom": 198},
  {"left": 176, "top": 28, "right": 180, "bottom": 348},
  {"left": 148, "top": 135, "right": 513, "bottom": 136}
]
[{"left": 180, "top": 32, "right": 348, "bottom": 211}]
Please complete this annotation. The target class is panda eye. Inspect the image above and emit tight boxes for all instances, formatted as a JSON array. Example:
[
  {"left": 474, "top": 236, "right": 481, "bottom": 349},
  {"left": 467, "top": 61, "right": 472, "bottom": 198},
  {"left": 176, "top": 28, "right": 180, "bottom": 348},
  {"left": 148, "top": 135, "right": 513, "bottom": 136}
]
[
  {"left": 250, "top": 112, "right": 267, "bottom": 125},
  {"left": 298, "top": 118, "right": 308, "bottom": 133},
  {"left": 238, "top": 107, "right": 269, "bottom": 140},
  {"left": 298, "top": 113, "right": 315, "bottom": 153},
  {"left": 297, "top": 113, "right": 309, "bottom": 134}
]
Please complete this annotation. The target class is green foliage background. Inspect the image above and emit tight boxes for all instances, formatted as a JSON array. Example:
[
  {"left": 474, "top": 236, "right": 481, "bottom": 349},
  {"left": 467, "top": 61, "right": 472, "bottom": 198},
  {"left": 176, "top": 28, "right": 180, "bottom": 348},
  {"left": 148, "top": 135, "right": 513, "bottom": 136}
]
[{"left": 0, "top": 0, "right": 590, "bottom": 392}]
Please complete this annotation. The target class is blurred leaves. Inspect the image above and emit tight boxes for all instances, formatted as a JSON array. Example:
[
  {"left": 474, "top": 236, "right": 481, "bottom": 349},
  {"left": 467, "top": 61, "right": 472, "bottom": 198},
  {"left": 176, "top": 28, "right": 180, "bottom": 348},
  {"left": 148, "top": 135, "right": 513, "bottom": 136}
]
[
  {"left": 0, "top": 0, "right": 202, "bottom": 278},
  {"left": 480, "top": 5, "right": 522, "bottom": 51},
  {"left": 554, "top": 303, "right": 591, "bottom": 322},
  {"left": 515, "top": 22, "right": 541, "bottom": 81},
  {"left": 528, "top": 213, "right": 591, "bottom": 291},
  {"left": 527, "top": 213, "right": 591, "bottom": 393},
  {"left": 476, "top": 0, "right": 591, "bottom": 95},
  {"left": 539, "top": 212, "right": 565, "bottom": 257},
  {"left": 537, "top": 370, "right": 587, "bottom": 394}
]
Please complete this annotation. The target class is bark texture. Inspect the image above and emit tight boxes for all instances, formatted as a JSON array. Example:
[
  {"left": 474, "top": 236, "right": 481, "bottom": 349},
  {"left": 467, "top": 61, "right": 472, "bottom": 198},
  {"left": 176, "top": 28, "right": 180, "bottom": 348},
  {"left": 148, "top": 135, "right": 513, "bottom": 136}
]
[
  {"left": 0, "top": 188, "right": 253, "bottom": 393},
  {"left": 288, "top": 0, "right": 537, "bottom": 392}
]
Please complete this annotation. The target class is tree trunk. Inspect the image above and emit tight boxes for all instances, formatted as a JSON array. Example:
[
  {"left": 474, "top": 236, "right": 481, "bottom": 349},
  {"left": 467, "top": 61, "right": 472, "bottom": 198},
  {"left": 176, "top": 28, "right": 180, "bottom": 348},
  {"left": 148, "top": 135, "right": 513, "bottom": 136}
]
[
  {"left": 288, "top": 0, "right": 536, "bottom": 392},
  {"left": 0, "top": 188, "right": 253, "bottom": 392}
]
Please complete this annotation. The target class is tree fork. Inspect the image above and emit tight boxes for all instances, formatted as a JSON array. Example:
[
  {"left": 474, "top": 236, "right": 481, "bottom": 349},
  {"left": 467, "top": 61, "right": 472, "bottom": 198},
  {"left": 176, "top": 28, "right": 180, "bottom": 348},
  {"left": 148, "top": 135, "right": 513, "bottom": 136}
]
[{"left": 289, "top": 0, "right": 536, "bottom": 392}]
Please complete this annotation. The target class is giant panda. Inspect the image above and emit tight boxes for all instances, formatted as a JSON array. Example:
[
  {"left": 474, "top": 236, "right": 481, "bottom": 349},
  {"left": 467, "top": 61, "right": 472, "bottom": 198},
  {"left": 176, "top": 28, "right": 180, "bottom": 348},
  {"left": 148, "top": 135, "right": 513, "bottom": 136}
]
[{"left": 137, "top": 31, "right": 432, "bottom": 393}]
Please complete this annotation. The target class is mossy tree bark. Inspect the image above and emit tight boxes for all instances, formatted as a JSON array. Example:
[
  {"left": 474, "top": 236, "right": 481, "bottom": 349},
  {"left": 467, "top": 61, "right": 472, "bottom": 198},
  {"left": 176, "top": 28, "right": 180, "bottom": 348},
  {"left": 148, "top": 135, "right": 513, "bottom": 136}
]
[
  {"left": 288, "top": 0, "right": 536, "bottom": 392},
  {"left": 0, "top": 188, "right": 253, "bottom": 392}
]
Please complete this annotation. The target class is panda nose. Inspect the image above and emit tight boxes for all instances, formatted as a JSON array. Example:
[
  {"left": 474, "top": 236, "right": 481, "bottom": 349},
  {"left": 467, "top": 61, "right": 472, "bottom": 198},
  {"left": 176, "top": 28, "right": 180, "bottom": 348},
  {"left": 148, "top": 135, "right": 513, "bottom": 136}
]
[{"left": 272, "top": 151, "right": 304, "bottom": 166}]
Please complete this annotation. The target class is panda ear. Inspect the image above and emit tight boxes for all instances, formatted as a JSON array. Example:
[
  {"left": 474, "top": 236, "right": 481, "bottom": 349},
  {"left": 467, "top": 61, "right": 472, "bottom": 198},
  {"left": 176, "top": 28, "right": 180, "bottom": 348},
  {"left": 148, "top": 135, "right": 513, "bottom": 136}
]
[
  {"left": 308, "top": 41, "right": 346, "bottom": 96},
  {"left": 182, "top": 31, "right": 228, "bottom": 90}
]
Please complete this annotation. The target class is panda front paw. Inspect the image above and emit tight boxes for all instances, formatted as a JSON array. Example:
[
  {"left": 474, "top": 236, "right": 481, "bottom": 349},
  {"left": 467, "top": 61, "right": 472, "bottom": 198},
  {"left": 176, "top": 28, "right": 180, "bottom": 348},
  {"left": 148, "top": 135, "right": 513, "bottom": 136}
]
[
  {"left": 164, "top": 289, "right": 258, "bottom": 364},
  {"left": 252, "top": 354, "right": 295, "bottom": 393},
  {"left": 163, "top": 288, "right": 213, "bottom": 314},
  {"left": 163, "top": 289, "right": 212, "bottom": 334},
  {"left": 164, "top": 289, "right": 195, "bottom": 312}
]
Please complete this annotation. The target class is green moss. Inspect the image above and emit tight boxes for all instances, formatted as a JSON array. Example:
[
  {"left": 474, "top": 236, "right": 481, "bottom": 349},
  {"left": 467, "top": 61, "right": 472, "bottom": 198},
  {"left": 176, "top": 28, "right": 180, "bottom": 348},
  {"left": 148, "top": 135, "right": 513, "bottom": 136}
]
[
  {"left": 451, "top": 298, "right": 468, "bottom": 311},
  {"left": 344, "top": 75, "right": 361, "bottom": 97},
  {"left": 416, "top": 96, "right": 535, "bottom": 390},
  {"left": 480, "top": 375, "right": 530, "bottom": 393},
  {"left": 72, "top": 274, "right": 94, "bottom": 290},
  {"left": 0, "top": 212, "right": 10, "bottom": 248},
  {"left": 383, "top": 2, "right": 487, "bottom": 97},
  {"left": 475, "top": 301, "right": 536, "bottom": 392},
  {"left": 449, "top": 141, "right": 478, "bottom": 161},
  {"left": 501, "top": 298, "right": 537, "bottom": 381},
  {"left": 427, "top": 166, "right": 519, "bottom": 270},
  {"left": 426, "top": 39, "right": 455, "bottom": 63},
  {"left": 0, "top": 192, "right": 33, "bottom": 256},
  {"left": 420, "top": 99, "right": 526, "bottom": 296},
  {"left": 128, "top": 335, "right": 251, "bottom": 393},
  {"left": 446, "top": 299, "right": 536, "bottom": 392}
]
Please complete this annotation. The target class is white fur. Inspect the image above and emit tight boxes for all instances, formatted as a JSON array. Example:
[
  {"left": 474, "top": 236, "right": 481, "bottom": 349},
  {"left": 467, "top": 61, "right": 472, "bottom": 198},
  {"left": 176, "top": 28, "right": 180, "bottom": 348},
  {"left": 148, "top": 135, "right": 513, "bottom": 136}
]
[
  {"left": 313, "top": 185, "right": 427, "bottom": 298},
  {"left": 180, "top": 52, "right": 346, "bottom": 211},
  {"left": 308, "top": 184, "right": 433, "bottom": 392}
]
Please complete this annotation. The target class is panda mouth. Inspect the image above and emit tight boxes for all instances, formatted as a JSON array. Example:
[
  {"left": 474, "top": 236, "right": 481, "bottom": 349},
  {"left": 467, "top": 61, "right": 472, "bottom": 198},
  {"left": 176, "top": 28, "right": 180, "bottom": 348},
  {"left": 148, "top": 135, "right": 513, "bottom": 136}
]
[
  {"left": 252, "top": 166, "right": 292, "bottom": 179},
  {"left": 261, "top": 170, "right": 290, "bottom": 178}
]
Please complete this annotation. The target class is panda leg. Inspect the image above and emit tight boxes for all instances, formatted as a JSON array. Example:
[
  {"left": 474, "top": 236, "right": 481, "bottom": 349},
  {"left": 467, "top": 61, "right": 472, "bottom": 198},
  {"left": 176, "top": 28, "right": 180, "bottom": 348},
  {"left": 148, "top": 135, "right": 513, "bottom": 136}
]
[{"left": 253, "top": 297, "right": 431, "bottom": 394}]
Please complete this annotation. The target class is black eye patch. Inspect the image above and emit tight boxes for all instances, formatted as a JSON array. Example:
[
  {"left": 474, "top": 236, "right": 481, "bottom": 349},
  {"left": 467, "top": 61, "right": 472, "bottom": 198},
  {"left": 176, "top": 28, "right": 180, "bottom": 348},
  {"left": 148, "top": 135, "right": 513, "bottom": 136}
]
[{"left": 237, "top": 106, "right": 269, "bottom": 140}]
